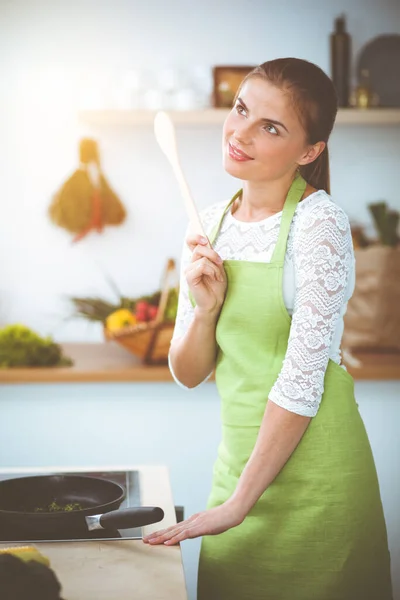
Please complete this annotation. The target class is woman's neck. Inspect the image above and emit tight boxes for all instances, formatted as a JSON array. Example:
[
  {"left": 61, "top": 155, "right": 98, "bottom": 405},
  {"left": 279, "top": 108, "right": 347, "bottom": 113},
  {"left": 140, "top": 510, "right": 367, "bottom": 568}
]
[{"left": 233, "top": 172, "right": 297, "bottom": 222}]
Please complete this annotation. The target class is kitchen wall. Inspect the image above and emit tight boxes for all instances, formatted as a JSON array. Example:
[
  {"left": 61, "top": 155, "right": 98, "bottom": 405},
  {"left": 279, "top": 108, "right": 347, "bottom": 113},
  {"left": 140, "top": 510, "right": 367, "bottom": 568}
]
[{"left": 0, "top": 0, "right": 399, "bottom": 340}]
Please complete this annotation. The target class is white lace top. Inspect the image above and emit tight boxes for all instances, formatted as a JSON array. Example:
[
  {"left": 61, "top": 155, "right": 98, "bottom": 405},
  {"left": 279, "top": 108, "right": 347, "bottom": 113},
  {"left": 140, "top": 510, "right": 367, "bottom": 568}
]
[{"left": 169, "top": 190, "right": 356, "bottom": 417}]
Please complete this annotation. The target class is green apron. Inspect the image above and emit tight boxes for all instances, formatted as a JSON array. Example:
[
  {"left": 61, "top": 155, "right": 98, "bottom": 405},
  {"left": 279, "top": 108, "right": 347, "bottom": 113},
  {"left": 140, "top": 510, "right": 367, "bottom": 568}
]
[{"left": 196, "top": 175, "right": 393, "bottom": 600}]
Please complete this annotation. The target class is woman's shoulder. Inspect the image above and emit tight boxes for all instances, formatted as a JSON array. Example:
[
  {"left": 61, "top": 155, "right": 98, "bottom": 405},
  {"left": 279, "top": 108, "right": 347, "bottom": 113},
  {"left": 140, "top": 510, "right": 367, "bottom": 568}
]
[{"left": 295, "top": 189, "right": 351, "bottom": 233}]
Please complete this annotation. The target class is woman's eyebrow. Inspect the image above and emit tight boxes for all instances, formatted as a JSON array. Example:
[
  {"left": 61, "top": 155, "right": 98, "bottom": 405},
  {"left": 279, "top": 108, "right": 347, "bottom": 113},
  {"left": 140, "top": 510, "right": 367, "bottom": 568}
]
[{"left": 237, "top": 96, "right": 289, "bottom": 133}]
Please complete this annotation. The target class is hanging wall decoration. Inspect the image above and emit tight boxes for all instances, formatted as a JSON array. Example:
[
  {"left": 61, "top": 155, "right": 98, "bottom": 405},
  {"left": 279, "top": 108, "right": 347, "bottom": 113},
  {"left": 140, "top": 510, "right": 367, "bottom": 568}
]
[{"left": 49, "top": 138, "right": 126, "bottom": 242}]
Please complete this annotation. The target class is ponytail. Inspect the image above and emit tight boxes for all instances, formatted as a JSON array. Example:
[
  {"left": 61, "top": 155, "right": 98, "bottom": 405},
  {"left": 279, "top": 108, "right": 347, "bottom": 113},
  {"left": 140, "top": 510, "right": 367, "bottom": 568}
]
[{"left": 299, "top": 144, "right": 331, "bottom": 194}]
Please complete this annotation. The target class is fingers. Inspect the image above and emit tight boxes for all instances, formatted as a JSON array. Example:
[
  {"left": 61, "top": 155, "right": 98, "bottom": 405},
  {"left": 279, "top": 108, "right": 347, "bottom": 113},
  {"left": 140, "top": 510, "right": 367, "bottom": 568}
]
[
  {"left": 186, "top": 234, "right": 209, "bottom": 252},
  {"left": 143, "top": 525, "right": 184, "bottom": 546},
  {"left": 143, "top": 515, "right": 201, "bottom": 546},
  {"left": 186, "top": 257, "right": 224, "bottom": 284},
  {"left": 164, "top": 526, "right": 202, "bottom": 546},
  {"left": 143, "top": 524, "right": 183, "bottom": 545},
  {"left": 191, "top": 243, "right": 223, "bottom": 266},
  {"left": 185, "top": 234, "right": 224, "bottom": 277}
]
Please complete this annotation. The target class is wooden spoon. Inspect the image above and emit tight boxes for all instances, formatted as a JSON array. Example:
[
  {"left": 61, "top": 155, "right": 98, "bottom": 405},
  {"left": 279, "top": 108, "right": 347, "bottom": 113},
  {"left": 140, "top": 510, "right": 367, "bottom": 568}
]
[{"left": 154, "top": 111, "right": 209, "bottom": 243}]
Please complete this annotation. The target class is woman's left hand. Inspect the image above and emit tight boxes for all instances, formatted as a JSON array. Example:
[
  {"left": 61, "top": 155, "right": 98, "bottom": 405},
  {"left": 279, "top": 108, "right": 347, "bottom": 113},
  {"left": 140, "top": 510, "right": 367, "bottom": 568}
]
[{"left": 142, "top": 501, "right": 244, "bottom": 546}]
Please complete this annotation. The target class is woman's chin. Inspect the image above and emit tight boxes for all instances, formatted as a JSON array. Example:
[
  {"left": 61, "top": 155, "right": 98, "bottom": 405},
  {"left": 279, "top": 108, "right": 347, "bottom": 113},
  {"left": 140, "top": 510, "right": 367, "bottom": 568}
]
[{"left": 223, "top": 155, "right": 250, "bottom": 179}]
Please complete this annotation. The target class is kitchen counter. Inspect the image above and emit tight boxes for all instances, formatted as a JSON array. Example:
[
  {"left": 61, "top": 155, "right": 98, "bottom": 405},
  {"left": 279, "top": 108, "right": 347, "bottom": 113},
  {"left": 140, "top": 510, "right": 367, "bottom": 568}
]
[
  {"left": 0, "top": 465, "right": 187, "bottom": 600},
  {"left": 1, "top": 388, "right": 399, "bottom": 599},
  {"left": 0, "top": 342, "right": 399, "bottom": 383}
]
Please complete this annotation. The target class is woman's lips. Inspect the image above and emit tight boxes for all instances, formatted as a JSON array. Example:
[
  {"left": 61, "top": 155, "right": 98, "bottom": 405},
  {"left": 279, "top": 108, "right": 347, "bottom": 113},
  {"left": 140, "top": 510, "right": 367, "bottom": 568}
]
[{"left": 228, "top": 142, "right": 253, "bottom": 162}]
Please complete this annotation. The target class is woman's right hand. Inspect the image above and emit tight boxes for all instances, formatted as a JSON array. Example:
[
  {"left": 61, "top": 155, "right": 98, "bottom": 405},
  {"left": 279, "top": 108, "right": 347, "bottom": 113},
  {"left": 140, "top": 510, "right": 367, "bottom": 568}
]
[{"left": 185, "top": 234, "right": 227, "bottom": 319}]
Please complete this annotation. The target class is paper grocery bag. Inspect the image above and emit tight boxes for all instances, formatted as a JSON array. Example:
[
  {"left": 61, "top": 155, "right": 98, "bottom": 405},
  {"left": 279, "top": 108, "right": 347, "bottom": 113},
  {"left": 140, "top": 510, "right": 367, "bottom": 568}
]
[{"left": 343, "top": 246, "right": 400, "bottom": 351}]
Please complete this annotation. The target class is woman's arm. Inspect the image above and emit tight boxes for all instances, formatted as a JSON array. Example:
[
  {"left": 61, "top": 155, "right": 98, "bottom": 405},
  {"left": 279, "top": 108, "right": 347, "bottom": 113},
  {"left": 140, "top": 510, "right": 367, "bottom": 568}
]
[
  {"left": 169, "top": 232, "right": 226, "bottom": 388},
  {"left": 229, "top": 402, "right": 310, "bottom": 515},
  {"left": 143, "top": 401, "right": 310, "bottom": 546},
  {"left": 268, "top": 200, "right": 355, "bottom": 416},
  {"left": 169, "top": 309, "right": 219, "bottom": 389}
]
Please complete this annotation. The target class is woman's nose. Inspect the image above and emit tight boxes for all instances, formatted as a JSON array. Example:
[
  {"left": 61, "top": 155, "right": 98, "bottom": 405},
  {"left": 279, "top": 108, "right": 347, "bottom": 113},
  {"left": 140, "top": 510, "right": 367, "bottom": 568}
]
[{"left": 233, "top": 124, "right": 252, "bottom": 146}]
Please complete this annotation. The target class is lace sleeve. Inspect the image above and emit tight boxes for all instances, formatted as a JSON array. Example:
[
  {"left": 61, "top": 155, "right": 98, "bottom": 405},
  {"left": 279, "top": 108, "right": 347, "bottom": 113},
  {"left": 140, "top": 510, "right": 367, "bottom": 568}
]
[{"left": 268, "top": 201, "right": 354, "bottom": 417}]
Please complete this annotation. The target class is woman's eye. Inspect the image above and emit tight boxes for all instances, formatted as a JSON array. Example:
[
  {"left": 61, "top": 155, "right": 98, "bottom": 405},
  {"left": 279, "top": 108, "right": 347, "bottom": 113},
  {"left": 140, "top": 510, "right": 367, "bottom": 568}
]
[
  {"left": 263, "top": 123, "right": 278, "bottom": 135},
  {"left": 235, "top": 104, "right": 246, "bottom": 115}
]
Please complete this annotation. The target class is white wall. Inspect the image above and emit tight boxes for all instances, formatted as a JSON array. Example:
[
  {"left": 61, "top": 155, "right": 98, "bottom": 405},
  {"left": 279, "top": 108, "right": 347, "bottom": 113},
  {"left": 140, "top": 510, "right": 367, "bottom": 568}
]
[{"left": 0, "top": 0, "right": 399, "bottom": 340}]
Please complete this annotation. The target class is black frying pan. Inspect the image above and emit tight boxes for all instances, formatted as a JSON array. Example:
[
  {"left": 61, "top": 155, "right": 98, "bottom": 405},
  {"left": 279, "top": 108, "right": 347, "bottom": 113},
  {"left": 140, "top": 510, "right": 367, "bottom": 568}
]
[{"left": 0, "top": 475, "right": 164, "bottom": 535}]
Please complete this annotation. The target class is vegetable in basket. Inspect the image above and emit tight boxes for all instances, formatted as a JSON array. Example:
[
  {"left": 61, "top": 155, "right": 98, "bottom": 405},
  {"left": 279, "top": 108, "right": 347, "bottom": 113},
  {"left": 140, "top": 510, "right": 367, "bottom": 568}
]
[{"left": 71, "top": 288, "right": 178, "bottom": 328}]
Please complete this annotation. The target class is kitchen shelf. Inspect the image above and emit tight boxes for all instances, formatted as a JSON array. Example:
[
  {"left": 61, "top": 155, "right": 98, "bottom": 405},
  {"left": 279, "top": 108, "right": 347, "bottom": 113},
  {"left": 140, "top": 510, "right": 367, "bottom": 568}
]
[
  {"left": 77, "top": 108, "right": 400, "bottom": 126},
  {"left": 1, "top": 343, "right": 399, "bottom": 384},
  {"left": 78, "top": 108, "right": 230, "bottom": 125}
]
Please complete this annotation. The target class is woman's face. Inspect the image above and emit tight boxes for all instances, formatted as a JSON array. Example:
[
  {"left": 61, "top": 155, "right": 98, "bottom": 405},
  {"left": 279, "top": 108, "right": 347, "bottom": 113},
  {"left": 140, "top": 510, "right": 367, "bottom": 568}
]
[{"left": 222, "top": 77, "right": 313, "bottom": 182}]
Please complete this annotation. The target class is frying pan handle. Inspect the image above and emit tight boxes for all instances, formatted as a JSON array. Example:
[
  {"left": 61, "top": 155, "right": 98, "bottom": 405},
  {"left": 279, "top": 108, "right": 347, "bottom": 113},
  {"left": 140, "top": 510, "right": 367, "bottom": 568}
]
[{"left": 86, "top": 507, "right": 164, "bottom": 531}]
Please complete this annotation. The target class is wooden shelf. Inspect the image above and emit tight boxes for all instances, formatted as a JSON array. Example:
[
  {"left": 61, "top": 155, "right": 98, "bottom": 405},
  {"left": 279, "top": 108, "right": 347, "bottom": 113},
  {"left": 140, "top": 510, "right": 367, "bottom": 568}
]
[
  {"left": 78, "top": 108, "right": 230, "bottom": 126},
  {"left": 77, "top": 108, "right": 400, "bottom": 127},
  {"left": 0, "top": 342, "right": 399, "bottom": 384}
]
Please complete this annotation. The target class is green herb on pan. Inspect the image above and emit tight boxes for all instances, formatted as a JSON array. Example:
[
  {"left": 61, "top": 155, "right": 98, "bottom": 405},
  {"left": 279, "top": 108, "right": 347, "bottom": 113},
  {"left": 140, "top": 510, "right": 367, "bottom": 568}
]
[{"left": 34, "top": 502, "right": 83, "bottom": 513}]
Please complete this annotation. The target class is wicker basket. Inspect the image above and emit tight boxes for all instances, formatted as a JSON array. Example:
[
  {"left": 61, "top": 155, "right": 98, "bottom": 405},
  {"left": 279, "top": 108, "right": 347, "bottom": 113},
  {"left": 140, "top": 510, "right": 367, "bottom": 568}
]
[{"left": 104, "top": 258, "right": 178, "bottom": 365}]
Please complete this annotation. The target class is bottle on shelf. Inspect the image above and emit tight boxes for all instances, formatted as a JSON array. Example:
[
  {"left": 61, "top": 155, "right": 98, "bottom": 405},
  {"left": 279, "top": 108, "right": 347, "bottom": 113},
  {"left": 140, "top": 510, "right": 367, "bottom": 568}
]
[
  {"left": 330, "top": 14, "right": 351, "bottom": 107},
  {"left": 350, "top": 69, "right": 380, "bottom": 109}
]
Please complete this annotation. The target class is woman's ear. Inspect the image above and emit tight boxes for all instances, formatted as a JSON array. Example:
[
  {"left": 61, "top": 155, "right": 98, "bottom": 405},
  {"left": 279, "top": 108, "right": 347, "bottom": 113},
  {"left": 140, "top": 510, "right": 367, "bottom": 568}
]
[{"left": 298, "top": 141, "right": 326, "bottom": 166}]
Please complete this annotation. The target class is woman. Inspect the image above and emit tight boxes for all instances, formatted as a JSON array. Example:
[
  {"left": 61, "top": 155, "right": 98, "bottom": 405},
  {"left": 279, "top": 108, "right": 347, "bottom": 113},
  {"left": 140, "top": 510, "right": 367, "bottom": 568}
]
[{"left": 143, "top": 58, "right": 393, "bottom": 600}]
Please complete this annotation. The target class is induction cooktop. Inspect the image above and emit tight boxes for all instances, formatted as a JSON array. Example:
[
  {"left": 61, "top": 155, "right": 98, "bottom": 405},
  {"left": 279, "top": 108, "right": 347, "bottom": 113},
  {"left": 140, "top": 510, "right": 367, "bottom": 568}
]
[{"left": 0, "top": 470, "right": 142, "bottom": 543}]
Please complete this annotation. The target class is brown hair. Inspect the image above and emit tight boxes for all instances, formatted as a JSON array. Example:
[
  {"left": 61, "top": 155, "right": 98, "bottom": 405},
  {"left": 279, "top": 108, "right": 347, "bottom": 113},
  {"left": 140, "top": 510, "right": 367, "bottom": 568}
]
[{"left": 239, "top": 58, "right": 338, "bottom": 193}]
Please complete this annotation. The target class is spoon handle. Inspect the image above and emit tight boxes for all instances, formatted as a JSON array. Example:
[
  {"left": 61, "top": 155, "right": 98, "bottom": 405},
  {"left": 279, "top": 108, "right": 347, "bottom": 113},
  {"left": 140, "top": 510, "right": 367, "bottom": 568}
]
[{"left": 171, "top": 157, "right": 210, "bottom": 244}]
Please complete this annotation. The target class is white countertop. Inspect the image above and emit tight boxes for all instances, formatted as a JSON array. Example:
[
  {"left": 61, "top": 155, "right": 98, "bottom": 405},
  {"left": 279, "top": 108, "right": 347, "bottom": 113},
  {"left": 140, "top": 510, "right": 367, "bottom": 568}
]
[{"left": 0, "top": 465, "right": 188, "bottom": 600}]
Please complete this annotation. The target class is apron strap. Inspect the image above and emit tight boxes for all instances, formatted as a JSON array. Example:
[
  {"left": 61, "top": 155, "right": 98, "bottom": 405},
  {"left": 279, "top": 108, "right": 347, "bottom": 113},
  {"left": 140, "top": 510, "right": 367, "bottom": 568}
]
[
  {"left": 270, "top": 173, "right": 307, "bottom": 264},
  {"left": 209, "top": 190, "right": 242, "bottom": 247}
]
